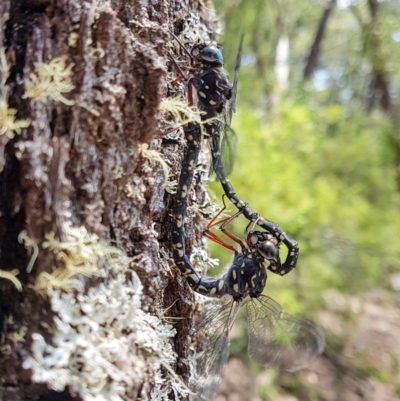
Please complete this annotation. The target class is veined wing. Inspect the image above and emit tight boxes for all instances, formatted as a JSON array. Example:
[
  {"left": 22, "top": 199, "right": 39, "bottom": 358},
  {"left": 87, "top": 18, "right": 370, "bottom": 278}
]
[
  {"left": 227, "top": 31, "right": 244, "bottom": 126},
  {"left": 246, "top": 295, "right": 325, "bottom": 372},
  {"left": 220, "top": 124, "right": 238, "bottom": 177},
  {"left": 208, "top": 121, "right": 238, "bottom": 179},
  {"left": 189, "top": 295, "right": 241, "bottom": 401},
  {"left": 219, "top": 33, "right": 243, "bottom": 177}
]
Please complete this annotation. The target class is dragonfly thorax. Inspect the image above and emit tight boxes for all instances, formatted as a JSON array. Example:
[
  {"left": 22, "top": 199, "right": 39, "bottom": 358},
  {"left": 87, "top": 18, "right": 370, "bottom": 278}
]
[{"left": 223, "top": 252, "right": 267, "bottom": 300}]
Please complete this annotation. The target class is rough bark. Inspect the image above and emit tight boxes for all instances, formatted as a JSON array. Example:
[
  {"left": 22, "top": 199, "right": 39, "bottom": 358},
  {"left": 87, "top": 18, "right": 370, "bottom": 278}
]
[{"left": 0, "top": 0, "right": 216, "bottom": 400}]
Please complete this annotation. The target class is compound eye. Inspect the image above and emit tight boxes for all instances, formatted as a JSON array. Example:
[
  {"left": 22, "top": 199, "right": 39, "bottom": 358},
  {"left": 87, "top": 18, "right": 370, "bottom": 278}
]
[
  {"left": 199, "top": 46, "right": 223, "bottom": 64},
  {"left": 258, "top": 241, "right": 279, "bottom": 262},
  {"left": 248, "top": 233, "right": 258, "bottom": 245}
]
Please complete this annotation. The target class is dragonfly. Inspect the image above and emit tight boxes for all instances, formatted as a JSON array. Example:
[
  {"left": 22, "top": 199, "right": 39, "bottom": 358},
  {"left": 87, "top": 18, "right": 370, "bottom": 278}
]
[
  {"left": 170, "top": 29, "right": 299, "bottom": 277},
  {"left": 168, "top": 81, "right": 324, "bottom": 401},
  {"left": 170, "top": 118, "right": 296, "bottom": 296},
  {"left": 186, "top": 204, "right": 326, "bottom": 401},
  {"left": 167, "top": 22, "right": 323, "bottom": 399}
]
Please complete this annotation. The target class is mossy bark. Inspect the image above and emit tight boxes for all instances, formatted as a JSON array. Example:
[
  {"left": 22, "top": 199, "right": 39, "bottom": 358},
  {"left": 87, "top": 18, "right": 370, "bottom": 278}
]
[{"left": 0, "top": 1, "right": 217, "bottom": 400}]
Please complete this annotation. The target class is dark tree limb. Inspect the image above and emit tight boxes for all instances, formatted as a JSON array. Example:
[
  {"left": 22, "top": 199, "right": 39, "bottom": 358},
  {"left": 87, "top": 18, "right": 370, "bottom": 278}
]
[
  {"left": 303, "top": 0, "right": 336, "bottom": 81},
  {"left": 366, "top": 0, "right": 391, "bottom": 115}
]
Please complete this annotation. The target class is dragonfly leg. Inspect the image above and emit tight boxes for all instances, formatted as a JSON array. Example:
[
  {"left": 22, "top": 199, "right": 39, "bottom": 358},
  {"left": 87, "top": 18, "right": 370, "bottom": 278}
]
[
  {"left": 203, "top": 197, "right": 246, "bottom": 250},
  {"left": 211, "top": 136, "right": 299, "bottom": 274}
]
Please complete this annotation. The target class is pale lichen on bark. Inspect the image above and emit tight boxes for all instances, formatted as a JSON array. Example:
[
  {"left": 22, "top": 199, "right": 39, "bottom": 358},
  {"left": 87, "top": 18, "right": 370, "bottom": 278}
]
[{"left": 0, "top": 0, "right": 219, "bottom": 400}]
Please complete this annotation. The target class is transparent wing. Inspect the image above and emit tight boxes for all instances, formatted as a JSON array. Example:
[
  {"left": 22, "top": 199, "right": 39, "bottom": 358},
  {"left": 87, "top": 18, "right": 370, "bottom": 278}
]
[
  {"left": 207, "top": 33, "right": 243, "bottom": 179},
  {"left": 246, "top": 295, "right": 325, "bottom": 372},
  {"left": 220, "top": 125, "right": 238, "bottom": 177},
  {"left": 208, "top": 122, "right": 238, "bottom": 178},
  {"left": 189, "top": 295, "right": 240, "bottom": 401},
  {"left": 220, "top": 33, "right": 243, "bottom": 177},
  {"left": 227, "top": 31, "right": 244, "bottom": 126}
]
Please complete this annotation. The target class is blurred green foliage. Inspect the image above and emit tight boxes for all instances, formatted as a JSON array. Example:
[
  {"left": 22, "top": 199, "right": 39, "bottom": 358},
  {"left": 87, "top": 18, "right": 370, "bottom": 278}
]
[
  {"left": 210, "top": 100, "right": 400, "bottom": 306},
  {"left": 203, "top": 1, "right": 400, "bottom": 397},
  {"left": 205, "top": 0, "right": 400, "bottom": 314}
]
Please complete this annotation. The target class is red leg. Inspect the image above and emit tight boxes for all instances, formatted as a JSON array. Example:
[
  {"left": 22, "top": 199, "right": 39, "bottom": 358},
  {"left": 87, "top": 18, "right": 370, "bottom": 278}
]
[
  {"left": 187, "top": 82, "right": 193, "bottom": 106},
  {"left": 206, "top": 203, "right": 229, "bottom": 230},
  {"left": 206, "top": 196, "right": 242, "bottom": 229},
  {"left": 205, "top": 206, "right": 245, "bottom": 249},
  {"left": 172, "top": 74, "right": 185, "bottom": 84},
  {"left": 219, "top": 225, "right": 245, "bottom": 248},
  {"left": 170, "top": 32, "right": 194, "bottom": 63},
  {"left": 203, "top": 230, "right": 236, "bottom": 252},
  {"left": 168, "top": 52, "right": 195, "bottom": 106},
  {"left": 169, "top": 52, "right": 188, "bottom": 82},
  {"left": 218, "top": 210, "right": 243, "bottom": 230}
]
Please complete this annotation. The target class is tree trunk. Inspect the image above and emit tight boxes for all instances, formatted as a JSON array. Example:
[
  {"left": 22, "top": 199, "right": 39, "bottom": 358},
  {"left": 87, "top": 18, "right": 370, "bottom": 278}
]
[{"left": 0, "top": 1, "right": 215, "bottom": 400}]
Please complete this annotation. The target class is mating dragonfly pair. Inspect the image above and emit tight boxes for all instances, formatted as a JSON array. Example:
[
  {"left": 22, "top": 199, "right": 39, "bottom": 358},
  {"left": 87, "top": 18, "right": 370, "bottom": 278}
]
[{"left": 169, "top": 19, "right": 325, "bottom": 401}]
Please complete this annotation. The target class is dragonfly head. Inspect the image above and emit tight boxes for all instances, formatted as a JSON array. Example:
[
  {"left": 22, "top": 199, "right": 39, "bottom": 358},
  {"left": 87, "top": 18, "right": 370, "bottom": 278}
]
[
  {"left": 246, "top": 232, "right": 279, "bottom": 263},
  {"left": 194, "top": 43, "right": 224, "bottom": 65},
  {"left": 258, "top": 240, "right": 279, "bottom": 263}
]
